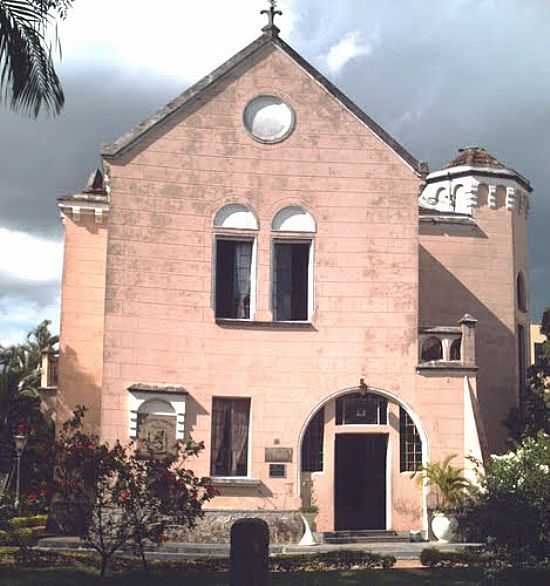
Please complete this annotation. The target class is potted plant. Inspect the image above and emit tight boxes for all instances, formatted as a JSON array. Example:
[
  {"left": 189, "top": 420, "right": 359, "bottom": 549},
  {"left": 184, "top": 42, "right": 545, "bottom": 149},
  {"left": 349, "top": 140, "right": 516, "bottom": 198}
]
[{"left": 413, "top": 455, "right": 471, "bottom": 543}]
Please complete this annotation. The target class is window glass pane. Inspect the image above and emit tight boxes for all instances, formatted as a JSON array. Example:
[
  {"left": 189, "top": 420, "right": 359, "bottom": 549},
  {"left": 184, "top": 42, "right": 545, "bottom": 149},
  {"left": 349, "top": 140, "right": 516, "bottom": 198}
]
[
  {"left": 450, "top": 338, "right": 461, "bottom": 361},
  {"left": 335, "top": 394, "right": 388, "bottom": 425},
  {"left": 301, "top": 407, "right": 324, "bottom": 472},
  {"left": 216, "top": 240, "right": 252, "bottom": 319},
  {"left": 211, "top": 398, "right": 250, "bottom": 476},
  {"left": 273, "top": 242, "right": 309, "bottom": 321},
  {"left": 421, "top": 336, "right": 443, "bottom": 361},
  {"left": 399, "top": 407, "right": 422, "bottom": 472}
]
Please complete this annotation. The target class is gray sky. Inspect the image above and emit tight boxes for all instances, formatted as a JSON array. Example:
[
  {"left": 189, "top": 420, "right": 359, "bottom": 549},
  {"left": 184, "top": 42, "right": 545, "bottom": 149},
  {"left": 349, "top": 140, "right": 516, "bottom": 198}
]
[{"left": 0, "top": 0, "right": 548, "bottom": 344}]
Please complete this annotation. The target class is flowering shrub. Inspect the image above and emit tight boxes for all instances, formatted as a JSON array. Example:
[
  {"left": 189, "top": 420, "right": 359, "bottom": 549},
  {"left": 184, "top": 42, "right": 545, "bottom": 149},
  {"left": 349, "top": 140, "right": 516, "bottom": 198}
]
[
  {"left": 53, "top": 406, "right": 215, "bottom": 576},
  {"left": 459, "top": 434, "right": 550, "bottom": 562}
]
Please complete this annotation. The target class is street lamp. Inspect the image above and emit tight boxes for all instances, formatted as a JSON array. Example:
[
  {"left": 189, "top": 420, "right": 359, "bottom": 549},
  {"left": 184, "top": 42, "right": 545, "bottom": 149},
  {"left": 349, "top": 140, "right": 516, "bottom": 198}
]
[{"left": 13, "top": 433, "right": 28, "bottom": 512}]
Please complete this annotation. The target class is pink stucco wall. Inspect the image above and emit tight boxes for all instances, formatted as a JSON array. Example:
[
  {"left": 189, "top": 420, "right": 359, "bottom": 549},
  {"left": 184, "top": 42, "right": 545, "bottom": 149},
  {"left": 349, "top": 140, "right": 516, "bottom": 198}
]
[
  {"left": 57, "top": 216, "right": 108, "bottom": 430},
  {"left": 57, "top": 43, "right": 480, "bottom": 533},
  {"left": 419, "top": 187, "right": 529, "bottom": 452}
]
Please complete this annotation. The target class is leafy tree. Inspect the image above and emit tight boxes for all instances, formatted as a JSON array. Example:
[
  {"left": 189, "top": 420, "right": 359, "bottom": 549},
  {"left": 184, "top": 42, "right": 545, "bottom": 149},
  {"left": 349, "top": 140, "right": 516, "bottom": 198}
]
[
  {"left": 53, "top": 407, "right": 215, "bottom": 576},
  {"left": 506, "top": 308, "right": 550, "bottom": 441},
  {"left": 0, "top": 320, "right": 58, "bottom": 495},
  {"left": 0, "top": 0, "right": 73, "bottom": 116}
]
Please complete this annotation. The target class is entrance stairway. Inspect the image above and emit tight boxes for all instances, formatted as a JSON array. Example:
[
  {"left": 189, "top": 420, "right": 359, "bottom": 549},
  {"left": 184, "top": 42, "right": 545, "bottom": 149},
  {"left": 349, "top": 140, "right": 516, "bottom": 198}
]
[{"left": 322, "top": 530, "right": 409, "bottom": 544}]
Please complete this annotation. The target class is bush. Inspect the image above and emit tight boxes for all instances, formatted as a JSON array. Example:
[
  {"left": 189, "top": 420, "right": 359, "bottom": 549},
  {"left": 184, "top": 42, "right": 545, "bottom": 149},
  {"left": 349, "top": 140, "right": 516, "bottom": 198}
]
[
  {"left": 458, "top": 435, "right": 550, "bottom": 560},
  {"left": 0, "top": 530, "right": 9, "bottom": 546},
  {"left": 271, "top": 550, "right": 396, "bottom": 572},
  {"left": 7, "top": 514, "right": 47, "bottom": 529},
  {"left": 420, "top": 547, "right": 489, "bottom": 568}
]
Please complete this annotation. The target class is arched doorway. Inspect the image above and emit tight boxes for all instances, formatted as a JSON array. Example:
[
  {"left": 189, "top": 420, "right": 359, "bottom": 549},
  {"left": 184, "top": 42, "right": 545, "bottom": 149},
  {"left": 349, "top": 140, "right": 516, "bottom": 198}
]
[{"left": 298, "top": 386, "right": 429, "bottom": 533}]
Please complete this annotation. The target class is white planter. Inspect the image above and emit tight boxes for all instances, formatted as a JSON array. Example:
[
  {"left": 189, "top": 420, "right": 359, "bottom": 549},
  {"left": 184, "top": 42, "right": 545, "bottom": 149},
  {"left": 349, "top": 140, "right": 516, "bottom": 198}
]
[
  {"left": 298, "top": 513, "right": 317, "bottom": 546},
  {"left": 431, "top": 512, "right": 458, "bottom": 543}
]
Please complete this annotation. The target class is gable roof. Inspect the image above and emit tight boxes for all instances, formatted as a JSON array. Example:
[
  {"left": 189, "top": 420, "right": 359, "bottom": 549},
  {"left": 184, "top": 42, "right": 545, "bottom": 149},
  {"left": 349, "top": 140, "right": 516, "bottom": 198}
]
[{"left": 101, "top": 32, "right": 427, "bottom": 176}]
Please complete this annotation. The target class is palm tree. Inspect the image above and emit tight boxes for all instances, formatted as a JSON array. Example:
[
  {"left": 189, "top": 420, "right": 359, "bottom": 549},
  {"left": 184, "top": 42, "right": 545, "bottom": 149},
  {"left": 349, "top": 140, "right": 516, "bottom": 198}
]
[
  {"left": 0, "top": 1, "right": 73, "bottom": 116},
  {"left": 412, "top": 455, "right": 472, "bottom": 510}
]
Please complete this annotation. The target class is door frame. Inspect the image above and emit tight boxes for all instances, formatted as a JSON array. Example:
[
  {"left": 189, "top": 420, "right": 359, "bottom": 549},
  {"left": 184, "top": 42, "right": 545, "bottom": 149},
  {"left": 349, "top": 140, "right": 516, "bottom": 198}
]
[{"left": 333, "top": 432, "right": 390, "bottom": 531}]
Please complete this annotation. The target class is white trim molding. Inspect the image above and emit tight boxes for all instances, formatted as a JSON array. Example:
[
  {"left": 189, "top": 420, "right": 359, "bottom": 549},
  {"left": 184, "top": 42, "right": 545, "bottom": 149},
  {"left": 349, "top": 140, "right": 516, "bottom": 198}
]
[{"left": 127, "top": 386, "right": 187, "bottom": 440}]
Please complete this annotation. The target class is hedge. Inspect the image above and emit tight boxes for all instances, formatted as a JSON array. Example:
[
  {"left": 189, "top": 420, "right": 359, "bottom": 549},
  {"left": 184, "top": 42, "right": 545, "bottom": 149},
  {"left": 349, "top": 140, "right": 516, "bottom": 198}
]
[
  {"left": 420, "top": 547, "right": 490, "bottom": 568},
  {"left": 3, "top": 548, "right": 397, "bottom": 571},
  {"left": 7, "top": 515, "right": 48, "bottom": 529}
]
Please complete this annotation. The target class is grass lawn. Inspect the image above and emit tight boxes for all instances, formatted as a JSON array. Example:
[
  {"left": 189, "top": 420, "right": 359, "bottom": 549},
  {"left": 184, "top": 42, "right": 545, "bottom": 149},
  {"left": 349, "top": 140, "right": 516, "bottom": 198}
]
[{"left": 1, "top": 567, "right": 550, "bottom": 585}]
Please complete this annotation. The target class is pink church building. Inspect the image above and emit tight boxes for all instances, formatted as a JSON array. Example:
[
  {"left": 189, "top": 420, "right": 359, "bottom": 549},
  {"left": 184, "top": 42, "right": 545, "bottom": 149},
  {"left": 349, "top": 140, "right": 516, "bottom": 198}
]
[{"left": 54, "top": 12, "right": 532, "bottom": 541}]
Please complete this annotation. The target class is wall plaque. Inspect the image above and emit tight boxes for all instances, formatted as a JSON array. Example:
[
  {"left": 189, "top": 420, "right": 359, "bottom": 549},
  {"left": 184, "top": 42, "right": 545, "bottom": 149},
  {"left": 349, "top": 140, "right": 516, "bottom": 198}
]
[{"left": 265, "top": 447, "right": 293, "bottom": 463}]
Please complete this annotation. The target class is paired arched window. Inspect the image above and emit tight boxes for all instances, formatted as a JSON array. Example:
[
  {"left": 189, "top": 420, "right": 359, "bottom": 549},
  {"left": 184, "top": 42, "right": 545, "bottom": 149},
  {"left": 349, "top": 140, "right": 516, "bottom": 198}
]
[
  {"left": 421, "top": 336, "right": 443, "bottom": 361},
  {"left": 213, "top": 204, "right": 316, "bottom": 322},
  {"left": 517, "top": 272, "right": 527, "bottom": 312}
]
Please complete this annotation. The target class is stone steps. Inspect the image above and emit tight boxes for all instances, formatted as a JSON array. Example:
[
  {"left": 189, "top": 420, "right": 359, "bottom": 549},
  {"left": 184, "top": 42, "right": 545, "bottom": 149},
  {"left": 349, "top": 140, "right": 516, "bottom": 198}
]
[{"left": 322, "top": 530, "right": 409, "bottom": 544}]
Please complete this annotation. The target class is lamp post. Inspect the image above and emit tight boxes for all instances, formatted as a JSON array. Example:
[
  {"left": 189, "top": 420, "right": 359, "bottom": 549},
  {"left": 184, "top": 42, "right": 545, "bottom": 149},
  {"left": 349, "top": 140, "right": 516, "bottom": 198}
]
[{"left": 13, "top": 433, "right": 28, "bottom": 512}]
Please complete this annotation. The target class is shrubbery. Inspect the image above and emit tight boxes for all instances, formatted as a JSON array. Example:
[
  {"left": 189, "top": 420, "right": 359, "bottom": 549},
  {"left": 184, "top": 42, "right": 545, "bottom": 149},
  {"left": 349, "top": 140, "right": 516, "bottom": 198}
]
[{"left": 458, "top": 434, "right": 550, "bottom": 562}]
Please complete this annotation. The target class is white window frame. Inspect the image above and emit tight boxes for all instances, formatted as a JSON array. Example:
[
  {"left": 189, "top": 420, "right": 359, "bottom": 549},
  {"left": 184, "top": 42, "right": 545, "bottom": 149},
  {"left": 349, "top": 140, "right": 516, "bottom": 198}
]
[
  {"left": 128, "top": 390, "right": 186, "bottom": 440},
  {"left": 212, "top": 233, "right": 258, "bottom": 321},
  {"left": 271, "top": 237, "right": 315, "bottom": 323}
]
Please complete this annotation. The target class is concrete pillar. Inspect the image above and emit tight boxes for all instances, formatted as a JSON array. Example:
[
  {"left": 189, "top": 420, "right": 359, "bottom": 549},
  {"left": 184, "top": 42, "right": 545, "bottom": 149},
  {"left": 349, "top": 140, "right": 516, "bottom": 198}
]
[{"left": 459, "top": 314, "right": 478, "bottom": 368}]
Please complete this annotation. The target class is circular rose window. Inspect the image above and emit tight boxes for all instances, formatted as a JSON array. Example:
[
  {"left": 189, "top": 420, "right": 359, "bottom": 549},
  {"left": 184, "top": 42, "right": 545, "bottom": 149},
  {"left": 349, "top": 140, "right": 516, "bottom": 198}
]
[{"left": 243, "top": 96, "right": 295, "bottom": 143}]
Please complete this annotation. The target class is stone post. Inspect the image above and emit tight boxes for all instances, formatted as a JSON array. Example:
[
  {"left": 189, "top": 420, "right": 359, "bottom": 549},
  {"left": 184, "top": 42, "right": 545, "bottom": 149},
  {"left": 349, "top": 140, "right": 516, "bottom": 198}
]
[
  {"left": 230, "top": 518, "right": 269, "bottom": 586},
  {"left": 459, "top": 314, "right": 478, "bottom": 368}
]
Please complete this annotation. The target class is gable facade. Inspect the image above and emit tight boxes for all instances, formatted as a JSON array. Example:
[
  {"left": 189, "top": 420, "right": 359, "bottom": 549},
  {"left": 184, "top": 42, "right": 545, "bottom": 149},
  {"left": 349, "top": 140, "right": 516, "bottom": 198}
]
[{"left": 55, "top": 31, "right": 531, "bottom": 540}]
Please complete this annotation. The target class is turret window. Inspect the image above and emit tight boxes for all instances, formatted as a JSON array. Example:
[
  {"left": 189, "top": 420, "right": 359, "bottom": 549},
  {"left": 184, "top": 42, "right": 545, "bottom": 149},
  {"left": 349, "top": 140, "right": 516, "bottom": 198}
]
[{"left": 421, "top": 336, "right": 443, "bottom": 361}]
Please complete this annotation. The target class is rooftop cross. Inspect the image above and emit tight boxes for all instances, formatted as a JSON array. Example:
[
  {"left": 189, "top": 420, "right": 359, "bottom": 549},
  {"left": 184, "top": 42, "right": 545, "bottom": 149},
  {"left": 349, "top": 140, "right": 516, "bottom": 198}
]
[{"left": 261, "top": 0, "right": 282, "bottom": 36}]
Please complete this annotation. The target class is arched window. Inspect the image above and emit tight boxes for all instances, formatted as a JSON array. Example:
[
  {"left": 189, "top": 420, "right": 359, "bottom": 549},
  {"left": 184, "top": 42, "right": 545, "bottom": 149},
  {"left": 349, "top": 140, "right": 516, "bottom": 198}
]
[
  {"left": 272, "top": 206, "right": 315, "bottom": 322},
  {"left": 517, "top": 272, "right": 527, "bottom": 312},
  {"left": 421, "top": 336, "right": 443, "bottom": 361},
  {"left": 399, "top": 407, "right": 422, "bottom": 472},
  {"left": 301, "top": 407, "right": 324, "bottom": 472},
  {"left": 450, "top": 338, "right": 461, "bottom": 361},
  {"left": 214, "top": 203, "right": 258, "bottom": 230},
  {"left": 137, "top": 399, "right": 176, "bottom": 455},
  {"left": 213, "top": 204, "right": 258, "bottom": 320},
  {"left": 272, "top": 206, "right": 316, "bottom": 232}
]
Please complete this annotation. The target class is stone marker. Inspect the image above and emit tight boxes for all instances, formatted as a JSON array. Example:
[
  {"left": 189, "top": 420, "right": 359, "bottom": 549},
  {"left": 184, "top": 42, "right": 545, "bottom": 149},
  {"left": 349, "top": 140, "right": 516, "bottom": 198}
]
[{"left": 230, "top": 518, "right": 269, "bottom": 586}]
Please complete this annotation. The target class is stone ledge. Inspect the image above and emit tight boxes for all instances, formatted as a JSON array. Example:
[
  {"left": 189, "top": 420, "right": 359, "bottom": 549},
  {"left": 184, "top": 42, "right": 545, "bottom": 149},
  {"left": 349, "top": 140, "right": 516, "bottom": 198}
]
[
  {"left": 417, "top": 361, "right": 478, "bottom": 372},
  {"left": 215, "top": 319, "right": 316, "bottom": 330},
  {"left": 210, "top": 477, "right": 262, "bottom": 487}
]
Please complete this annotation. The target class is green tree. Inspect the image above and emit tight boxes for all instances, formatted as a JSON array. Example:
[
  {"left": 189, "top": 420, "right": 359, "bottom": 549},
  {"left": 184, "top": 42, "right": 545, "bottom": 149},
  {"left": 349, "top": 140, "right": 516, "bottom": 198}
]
[
  {"left": 0, "top": 0, "right": 73, "bottom": 116},
  {"left": 0, "top": 320, "right": 58, "bottom": 497},
  {"left": 506, "top": 308, "right": 550, "bottom": 441},
  {"left": 459, "top": 435, "right": 550, "bottom": 562}
]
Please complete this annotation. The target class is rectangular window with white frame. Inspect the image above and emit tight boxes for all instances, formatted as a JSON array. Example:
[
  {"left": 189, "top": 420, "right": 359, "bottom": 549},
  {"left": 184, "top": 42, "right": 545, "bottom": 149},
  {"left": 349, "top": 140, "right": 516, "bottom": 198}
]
[
  {"left": 210, "top": 397, "right": 251, "bottom": 477},
  {"left": 272, "top": 240, "right": 313, "bottom": 322},
  {"left": 215, "top": 238, "right": 255, "bottom": 319}
]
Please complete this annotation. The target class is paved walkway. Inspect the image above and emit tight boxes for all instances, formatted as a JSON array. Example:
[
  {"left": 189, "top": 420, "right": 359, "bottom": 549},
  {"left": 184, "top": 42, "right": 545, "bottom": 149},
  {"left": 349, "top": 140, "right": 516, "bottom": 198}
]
[{"left": 38, "top": 536, "right": 481, "bottom": 561}]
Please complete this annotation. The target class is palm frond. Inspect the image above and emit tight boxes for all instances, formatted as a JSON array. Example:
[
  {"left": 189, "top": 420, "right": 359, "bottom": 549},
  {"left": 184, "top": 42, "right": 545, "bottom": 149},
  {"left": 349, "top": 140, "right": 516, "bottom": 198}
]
[{"left": 0, "top": 0, "right": 66, "bottom": 116}]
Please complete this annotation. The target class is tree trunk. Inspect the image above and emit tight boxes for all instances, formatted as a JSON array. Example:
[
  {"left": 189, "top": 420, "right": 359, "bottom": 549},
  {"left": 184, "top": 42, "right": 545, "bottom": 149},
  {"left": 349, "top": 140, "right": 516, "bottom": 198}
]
[
  {"left": 138, "top": 539, "right": 149, "bottom": 574},
  {"left": 100, "top": 554, "right": 109, "bottom": 577}
]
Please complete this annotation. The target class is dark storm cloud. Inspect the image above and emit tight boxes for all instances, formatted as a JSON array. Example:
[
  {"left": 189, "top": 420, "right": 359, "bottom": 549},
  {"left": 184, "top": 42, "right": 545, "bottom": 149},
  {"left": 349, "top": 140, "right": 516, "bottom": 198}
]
[
  {"left": 0, "top": 0, "right": 548, "bottom": 332},
  {"left": 0, "top": 66, "right": 182, "bottom": 238},
  {"left": 302, "top": 0, "right": 550, "bottom": 320}
]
